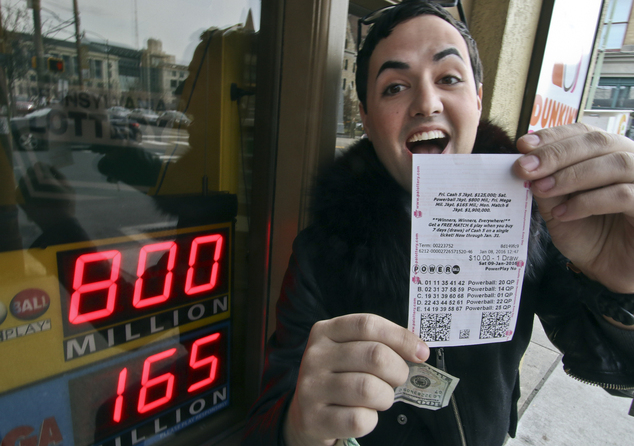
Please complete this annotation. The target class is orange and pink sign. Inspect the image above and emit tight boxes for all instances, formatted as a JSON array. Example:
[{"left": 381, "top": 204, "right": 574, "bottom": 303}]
[{"left": 528, "top": 0, "right": 604, "bottom": 132}]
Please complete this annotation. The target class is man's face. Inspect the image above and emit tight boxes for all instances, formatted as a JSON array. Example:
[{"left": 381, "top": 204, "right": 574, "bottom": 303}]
[{"left": 360, "top": 15, "right": 483, "bottom": 191}]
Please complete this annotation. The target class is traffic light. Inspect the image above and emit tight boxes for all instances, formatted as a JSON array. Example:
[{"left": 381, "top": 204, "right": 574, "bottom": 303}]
[{"left": 46, "top": 57, "right": 64, "bottom": 73}]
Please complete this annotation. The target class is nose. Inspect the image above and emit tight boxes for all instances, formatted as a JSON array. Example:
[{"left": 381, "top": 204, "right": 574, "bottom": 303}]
[{"left": 410, "top": 82, "right": 443, "bottom": 117}]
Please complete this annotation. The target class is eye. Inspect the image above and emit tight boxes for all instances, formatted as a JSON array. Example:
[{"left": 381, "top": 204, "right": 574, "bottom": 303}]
[
  {"left": 439, "top": 75, "right": 463, "bottom": 85},
  {"left": 382, "top": 83, "right": 407, "bottom": 96}
]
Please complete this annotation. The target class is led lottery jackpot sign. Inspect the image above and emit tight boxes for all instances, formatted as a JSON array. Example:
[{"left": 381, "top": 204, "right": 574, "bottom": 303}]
[
  {"left": 63, "top": 233, "right": 225, "bottom": 326},
  {"left": 0, "top": 323, "right": 231, "bottom": 446},
  {"left": 68, "top": 325, "right": 229, "bottom": 446},
  {"left": 0, "top": 224, "right": 233, "bottom": 396},
  {"left": 0, "top": 222, "right": 234, "bottom": 446},
  {"left": 58, "top": 228, "right": 229, "bottom": 335}
]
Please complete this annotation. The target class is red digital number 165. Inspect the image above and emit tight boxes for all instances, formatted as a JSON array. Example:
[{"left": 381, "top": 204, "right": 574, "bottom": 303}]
[{"left": 113, "top": 332, "right": 221, "bottom": 422}]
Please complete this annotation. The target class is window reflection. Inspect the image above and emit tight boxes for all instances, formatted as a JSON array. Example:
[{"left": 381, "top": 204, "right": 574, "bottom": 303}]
[
  {"left": 336, "top": 13, "right": 365, "bottom": 157},
  {"left": 4, "top": 2, "right": 258, "bottom": 246},
  {"left": 592, "top": 81, "right": 634, "bottom": 109}
]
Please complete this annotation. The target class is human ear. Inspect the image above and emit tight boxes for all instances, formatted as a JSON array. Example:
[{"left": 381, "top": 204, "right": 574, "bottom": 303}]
[
  {"left": 359, "top": 102, "right": 371, "bottom": 139},
  {"left": 359, "top": 101, "right": 366, "bottom": 119}
]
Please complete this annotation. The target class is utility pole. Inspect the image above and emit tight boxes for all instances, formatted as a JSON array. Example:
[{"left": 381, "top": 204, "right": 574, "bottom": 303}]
[
  {"left": 0, "top": 0, "right": 14, "bottom": 134},
  {"left": 106, "top": 39, "right": 110, "bottom": 97},
  {"left": 134, "top": 0, "right": 139, "bottom": 49},
  {"left": 73, "top": 0, "right": 83, "bottom": 87},
  {"left": 31, "top": 0, "right": 45, "bottom": 103},
  {"left": 0, "top": 0, "right": 14, "bottom": 119}
]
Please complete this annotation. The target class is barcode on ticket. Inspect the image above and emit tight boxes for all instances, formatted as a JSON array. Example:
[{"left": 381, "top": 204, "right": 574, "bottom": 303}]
[
  {"left": 419, "top": 312, "right": 513, "bottom": 342},
  {"left": 479, "top": 311, "right": 512, "bottom": 339},
  {"left": 419, "top": 313, "right": 452, "bottom": 342}
]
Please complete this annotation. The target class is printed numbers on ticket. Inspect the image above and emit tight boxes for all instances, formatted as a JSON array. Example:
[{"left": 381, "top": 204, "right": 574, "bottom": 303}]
[{"left": 409, "top": 154, "right": 532, "bottom": 347}]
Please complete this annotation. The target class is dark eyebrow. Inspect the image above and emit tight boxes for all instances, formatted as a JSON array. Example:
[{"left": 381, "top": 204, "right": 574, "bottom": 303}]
[
  {"left": 375, "top": 49, "right": 464, "bottom": 79},
  {"left": 433, "top": 47, "right": 463, "bottom": 62},
  {"left": 376, "top": 60, "right": 410, "bottom": 79}
]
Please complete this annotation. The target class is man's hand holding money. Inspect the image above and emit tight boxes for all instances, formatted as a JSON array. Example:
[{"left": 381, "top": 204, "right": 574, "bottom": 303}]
[{"left": 283, "top": 314, "right": 430, "bottom": 446}]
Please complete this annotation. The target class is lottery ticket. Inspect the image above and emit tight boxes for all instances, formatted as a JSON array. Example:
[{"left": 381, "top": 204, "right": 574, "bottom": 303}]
[{"left": 409, "top": 154, "right": 532, "bottom": 347}]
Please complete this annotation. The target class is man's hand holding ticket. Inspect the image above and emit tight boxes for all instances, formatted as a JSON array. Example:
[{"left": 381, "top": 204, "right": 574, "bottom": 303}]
[{"left": 409, "top": 154, "right": 532, "bottom": 347}]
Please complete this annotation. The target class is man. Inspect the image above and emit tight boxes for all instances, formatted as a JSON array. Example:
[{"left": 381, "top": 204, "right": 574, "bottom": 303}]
[{"left": 243, "top": 2, "right": 634, "bottom": 445}]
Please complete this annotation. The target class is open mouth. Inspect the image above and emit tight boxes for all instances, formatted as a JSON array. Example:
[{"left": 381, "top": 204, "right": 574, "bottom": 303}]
[{"left": 406, "top": 130, "right": 449, "bottom": 154}]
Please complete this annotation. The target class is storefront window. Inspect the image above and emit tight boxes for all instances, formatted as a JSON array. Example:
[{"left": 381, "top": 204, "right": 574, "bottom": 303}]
[
  {"left": 600, "top": 0, "right": 634, "bottom": 50},
  {"left": 0, "top": 1, "right": 261, "bottom": 445}
]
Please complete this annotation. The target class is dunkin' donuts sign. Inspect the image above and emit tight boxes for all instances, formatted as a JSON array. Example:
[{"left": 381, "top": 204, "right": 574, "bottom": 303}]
[{"left": 528, "top": 0, "right": 603, "bottom": 132}]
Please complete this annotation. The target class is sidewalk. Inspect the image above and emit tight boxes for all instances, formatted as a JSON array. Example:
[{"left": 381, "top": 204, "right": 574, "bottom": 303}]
[{"left": 504, "top": 316, "right": 634, "bottom": 445}]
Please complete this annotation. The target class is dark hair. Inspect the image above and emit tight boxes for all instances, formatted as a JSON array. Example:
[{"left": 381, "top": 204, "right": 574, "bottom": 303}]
[{"left": 355, "top": 1, "right": 483, "bottom": 112}]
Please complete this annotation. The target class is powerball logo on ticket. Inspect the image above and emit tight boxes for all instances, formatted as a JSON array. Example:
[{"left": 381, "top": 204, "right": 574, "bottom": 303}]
[{"left": 409, "top": 154, "right": 532, "bottom": 347}]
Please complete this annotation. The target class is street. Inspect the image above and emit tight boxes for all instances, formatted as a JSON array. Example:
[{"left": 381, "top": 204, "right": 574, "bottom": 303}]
[{"left": 10, "top": 124, "right": 192, "bottom": 249}]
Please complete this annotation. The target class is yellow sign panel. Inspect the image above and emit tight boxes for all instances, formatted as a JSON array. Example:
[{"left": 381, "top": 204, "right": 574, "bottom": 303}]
[{"left": 0, "top": 223, "right": 232, "bottom": 393}]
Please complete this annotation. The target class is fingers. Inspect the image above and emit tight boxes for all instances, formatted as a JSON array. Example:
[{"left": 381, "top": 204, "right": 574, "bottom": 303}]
[
  {"left": 517, "top": 122, "right": 600, "bottom": 149},
  {"left": 528, "top": 151, "right": 634, "bottom": 197},
  {"left": 303, "top": 339, "right": 410, "bottom": 388},
  {"left": 285, "top": 314, "right": 427, "bottom": 444},
  {"left": 285, "top": 401, "right": 379, "bottom": 445},
  {"left": 300, "top": 315, "right": 420, "bottom": 404},
  {"left": 290, "top": 370, "right": 395, "bottom": 443},
  {"left": 313, "top": 313, "right": 429, "bottom": 363},
  {"left": 289, "top": 374, "right": 391, "bottom": 444},
  {"left": 515, "top": 124, "right": 627, "bottom": 179},
  {"left": 513, "top": 124, "right": 634, "bottom": 221},
  {"left": 296, "top": 371, "right": 396, "bottom": 412},
  {"left": 549, "top": 183, "right": 634, "bottom": 221},
  {"left": 311, "top": 405, "right": 379, "bottom": 440}
]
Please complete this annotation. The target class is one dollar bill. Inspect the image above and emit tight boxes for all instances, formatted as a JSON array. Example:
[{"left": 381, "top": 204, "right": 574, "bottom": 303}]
[{"left": 394, "top": 361, "right": 459, "bottom": 410}]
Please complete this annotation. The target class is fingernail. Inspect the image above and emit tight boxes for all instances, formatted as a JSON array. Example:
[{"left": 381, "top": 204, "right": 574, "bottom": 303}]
[
  {"left": 521, "top": 134, "right": 540, "bottom": 147},
  {"left": 416, "top": 342, "right": 430, "bottom": 361},
  {"left": 534, "top": 176, "right": 555, "bottom": 192},
  {"left": 552, "top": 203, "right": 567, "bottom": 218},
  {"left": 519, "top": 155, "right": 540, "bottom": 172}
]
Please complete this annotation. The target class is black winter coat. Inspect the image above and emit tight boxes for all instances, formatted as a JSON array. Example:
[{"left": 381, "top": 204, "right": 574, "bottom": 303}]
[{"left": 243, "top": 122, "right": 634, "bottom": 446}]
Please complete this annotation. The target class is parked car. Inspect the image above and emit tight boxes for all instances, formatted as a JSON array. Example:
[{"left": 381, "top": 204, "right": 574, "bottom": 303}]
[
  {"left": 11, "top": 107, "right": 142, "bottom": 151},
  {"left": 128, "top": 108, "right": 159, "bottom": 126},
  {"left": 156, "top": 110, "right": 191, "bottom": 128},
  {"left": 107, "top": 106, "right": 132, "bottom": 119},
  {"left": 107, "top": 107, "right": 142, "bottom": 142},
  {"left": 11, "top": 108, "right": 54, "bottom": 151},
  {"left": 14, "top": 96, "right": 35, "bottom": 116}
]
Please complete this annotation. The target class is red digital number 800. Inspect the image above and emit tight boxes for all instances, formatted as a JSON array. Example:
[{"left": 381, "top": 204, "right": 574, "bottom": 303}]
[
  {"left": 69, "top": 250, "right": 121, "bottom": 324},
  {"left": 68, "top": 234, "right": 224, "bottom": 325}
]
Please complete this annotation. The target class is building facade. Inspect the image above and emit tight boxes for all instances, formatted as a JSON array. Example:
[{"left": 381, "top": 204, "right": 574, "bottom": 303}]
[
  {"left": 5, "top": 32, "right": 188, "bottom": 114},
  {"left": 590, "top": 0, "right": 634, "bottom": 110}
]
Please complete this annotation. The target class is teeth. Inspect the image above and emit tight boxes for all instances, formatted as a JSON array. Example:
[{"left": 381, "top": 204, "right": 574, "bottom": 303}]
[{"left": 408, "top": 130, "right": 446, "bottom": 143}]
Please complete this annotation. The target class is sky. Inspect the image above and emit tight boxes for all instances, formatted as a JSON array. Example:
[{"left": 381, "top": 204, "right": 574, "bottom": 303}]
[{"left": 9, "top": 0, "right": 261, "bottom": 64}]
